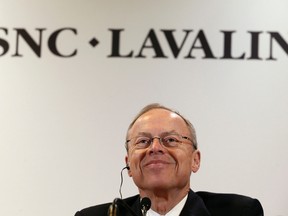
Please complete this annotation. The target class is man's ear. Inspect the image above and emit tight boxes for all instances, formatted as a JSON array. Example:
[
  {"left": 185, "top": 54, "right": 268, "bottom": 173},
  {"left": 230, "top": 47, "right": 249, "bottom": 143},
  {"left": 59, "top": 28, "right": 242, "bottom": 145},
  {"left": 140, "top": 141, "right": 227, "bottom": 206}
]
[
  {"left": 191, "top": 150, "right": 201, "bottom": 173},
  {"left": 125, "top": 155, "right": 132, "bottom": 177}
]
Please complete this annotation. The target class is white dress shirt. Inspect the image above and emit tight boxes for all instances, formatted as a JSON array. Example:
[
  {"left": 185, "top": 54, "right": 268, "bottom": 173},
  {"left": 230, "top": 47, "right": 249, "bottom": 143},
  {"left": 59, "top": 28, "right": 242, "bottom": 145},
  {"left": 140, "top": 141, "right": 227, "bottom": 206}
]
[{"left": 146, "top": 194, "right": 188, "bottom": 216}]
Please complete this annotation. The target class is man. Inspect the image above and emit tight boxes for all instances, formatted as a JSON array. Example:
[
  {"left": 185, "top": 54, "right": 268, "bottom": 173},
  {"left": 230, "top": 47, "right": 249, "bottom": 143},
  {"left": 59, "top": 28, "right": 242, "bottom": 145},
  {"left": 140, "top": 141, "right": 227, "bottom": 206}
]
[{"left": 75, "top": 103, "right": 264, "bottom": 216}]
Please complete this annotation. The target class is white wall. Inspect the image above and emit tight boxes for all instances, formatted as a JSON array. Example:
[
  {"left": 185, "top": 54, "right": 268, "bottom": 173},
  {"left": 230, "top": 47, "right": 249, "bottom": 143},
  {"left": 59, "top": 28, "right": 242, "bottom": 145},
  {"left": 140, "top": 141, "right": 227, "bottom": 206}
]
[{"left": 1, "top": 1, "right": 287, "bottom": 216}]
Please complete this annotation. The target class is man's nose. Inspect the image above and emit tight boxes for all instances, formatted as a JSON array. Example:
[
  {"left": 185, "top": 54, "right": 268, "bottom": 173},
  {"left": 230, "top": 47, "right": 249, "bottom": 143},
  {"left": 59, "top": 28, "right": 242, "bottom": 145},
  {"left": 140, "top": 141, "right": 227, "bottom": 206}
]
[{"left": 149, "top": 137, "right": 165, "bottom": 153}]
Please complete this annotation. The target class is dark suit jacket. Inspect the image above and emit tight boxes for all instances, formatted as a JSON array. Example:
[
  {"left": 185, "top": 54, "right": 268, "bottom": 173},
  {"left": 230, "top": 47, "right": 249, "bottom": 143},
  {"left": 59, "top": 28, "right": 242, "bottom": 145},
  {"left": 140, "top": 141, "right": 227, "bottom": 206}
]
[{"left": 75, "top": 190, "right": 264, "bottom": 216}]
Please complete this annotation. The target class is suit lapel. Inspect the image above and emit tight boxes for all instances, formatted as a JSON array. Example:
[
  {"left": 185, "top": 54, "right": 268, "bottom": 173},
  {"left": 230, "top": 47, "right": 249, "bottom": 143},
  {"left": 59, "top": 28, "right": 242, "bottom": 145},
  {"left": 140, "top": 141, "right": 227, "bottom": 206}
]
[
  {"left": 129, "top": 196, "right": 142, "bottom": 216},
  {"left": 127, "top": 190, "right": 211, "bottom": 216},
  {"left": 179, "top": 190, "right": 211, "bottom": 216}
]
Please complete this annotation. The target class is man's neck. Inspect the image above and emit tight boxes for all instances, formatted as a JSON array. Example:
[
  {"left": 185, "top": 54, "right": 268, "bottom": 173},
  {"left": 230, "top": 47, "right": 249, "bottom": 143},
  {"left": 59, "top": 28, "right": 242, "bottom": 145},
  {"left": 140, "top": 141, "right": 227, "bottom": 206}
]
[{"left": 139, "top": 187, "right": 190, "bottom": 215}]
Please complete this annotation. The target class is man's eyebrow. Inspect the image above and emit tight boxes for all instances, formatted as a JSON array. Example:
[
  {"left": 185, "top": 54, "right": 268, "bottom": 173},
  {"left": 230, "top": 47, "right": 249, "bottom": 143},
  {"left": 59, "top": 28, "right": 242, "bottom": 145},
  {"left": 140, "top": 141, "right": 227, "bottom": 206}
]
[
  {"left": 135, "top": 130, "right": 178, "bottom": 137},
  {"left": 135, "top": 132, "right": 152, "bottom": 137},
  {"left": 160, "top": 130, "right": 178, "bottom": 136}
]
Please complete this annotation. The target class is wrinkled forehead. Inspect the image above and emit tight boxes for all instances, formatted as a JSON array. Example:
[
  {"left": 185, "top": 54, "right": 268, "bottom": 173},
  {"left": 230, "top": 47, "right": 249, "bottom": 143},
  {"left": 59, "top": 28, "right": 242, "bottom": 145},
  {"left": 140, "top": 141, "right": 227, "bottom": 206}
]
[{"left": 127, "top": 109, "right": 190, "bottom": 137}]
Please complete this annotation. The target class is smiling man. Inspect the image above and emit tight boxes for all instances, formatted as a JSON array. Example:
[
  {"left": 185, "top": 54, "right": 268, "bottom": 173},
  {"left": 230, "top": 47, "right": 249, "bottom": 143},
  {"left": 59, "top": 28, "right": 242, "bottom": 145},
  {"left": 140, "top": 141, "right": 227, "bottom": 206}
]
[{"left": 75, "top": 103, "right": 264, "bottom": 216}]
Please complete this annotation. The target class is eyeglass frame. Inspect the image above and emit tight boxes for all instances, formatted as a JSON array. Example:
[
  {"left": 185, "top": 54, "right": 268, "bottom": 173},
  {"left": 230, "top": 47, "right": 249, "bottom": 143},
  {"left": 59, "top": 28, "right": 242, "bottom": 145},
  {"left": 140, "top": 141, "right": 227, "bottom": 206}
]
[{"left": 125, "top": 133, "right": 197, "bottom": 150}]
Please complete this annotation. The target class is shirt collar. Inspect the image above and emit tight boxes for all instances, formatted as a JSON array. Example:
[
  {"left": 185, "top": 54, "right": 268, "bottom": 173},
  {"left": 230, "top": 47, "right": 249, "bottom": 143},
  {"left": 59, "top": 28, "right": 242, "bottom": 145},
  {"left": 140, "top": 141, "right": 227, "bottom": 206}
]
[{"left": 146, "top": 194, "right": 188, "bottom": 216}]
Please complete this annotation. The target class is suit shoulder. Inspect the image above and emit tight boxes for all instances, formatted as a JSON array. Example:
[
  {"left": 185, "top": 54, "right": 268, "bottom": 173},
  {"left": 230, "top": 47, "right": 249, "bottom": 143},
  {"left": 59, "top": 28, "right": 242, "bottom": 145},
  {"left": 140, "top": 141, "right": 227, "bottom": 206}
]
[
  {"left": 74, "top": 202, "right": 110, "bottom": 216},
  {"left": 74, "top": 195, "right": 139, "bottom": 216},
  {"left": 196, "top": 191, "right": 264, "bottom": 216}
]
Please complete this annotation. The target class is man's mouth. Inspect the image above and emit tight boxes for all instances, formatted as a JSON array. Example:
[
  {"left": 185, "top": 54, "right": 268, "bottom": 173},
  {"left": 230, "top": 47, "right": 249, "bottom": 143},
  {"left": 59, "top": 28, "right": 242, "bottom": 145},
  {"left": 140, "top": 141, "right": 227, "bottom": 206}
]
[{"left": 144, "top": 160, "right": 171, "bottom": 167}]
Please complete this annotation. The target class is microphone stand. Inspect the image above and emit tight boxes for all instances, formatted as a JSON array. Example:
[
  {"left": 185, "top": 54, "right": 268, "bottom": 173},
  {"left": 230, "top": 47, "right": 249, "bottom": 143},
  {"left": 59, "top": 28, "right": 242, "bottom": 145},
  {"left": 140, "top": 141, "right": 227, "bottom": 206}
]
[
  {"left": 108, "top": 198, "right": 138, "bottom": 216},
  {"left": 108, "top": 200, "right": 117, "bottom": 216}
]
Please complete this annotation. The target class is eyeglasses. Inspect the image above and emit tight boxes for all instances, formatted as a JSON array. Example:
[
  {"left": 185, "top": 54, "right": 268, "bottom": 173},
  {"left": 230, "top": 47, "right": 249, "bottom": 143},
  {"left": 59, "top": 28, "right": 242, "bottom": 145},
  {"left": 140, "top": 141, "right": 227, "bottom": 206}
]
[{"left": 126, "top": 133, "right": 196, "bottom": 150}]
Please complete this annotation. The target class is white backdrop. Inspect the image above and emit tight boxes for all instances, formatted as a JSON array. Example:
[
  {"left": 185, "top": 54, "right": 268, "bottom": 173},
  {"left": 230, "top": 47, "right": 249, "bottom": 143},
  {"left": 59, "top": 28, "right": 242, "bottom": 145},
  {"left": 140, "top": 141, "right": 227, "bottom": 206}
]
[{"left": 1, "top": 1, "right": 288, "bottom": 216}]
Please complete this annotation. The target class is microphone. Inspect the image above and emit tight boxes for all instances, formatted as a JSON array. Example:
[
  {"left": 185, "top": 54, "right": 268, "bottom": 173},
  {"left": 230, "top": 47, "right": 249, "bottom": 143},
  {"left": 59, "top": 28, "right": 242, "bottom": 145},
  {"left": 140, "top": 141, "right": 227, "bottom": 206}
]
[
  {"left": 108, "top": 166, "right": 152, "bottom": 216},
  {"left": 108, "top": 197, "right": 151, "bottom": 216},
  {"left": 141, "top": 197, "right": 151, "bottom": 216}
]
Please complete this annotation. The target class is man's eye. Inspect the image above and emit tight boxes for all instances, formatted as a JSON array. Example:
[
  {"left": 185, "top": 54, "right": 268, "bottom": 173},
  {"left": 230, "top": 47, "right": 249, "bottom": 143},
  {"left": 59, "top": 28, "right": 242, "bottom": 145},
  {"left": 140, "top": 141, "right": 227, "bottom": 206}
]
[
  {"left": 135, "top": 138, "right": 150, "bottom": 145},
  {"left": 164, "top": 136, "right": 179, "bottom": 143}
]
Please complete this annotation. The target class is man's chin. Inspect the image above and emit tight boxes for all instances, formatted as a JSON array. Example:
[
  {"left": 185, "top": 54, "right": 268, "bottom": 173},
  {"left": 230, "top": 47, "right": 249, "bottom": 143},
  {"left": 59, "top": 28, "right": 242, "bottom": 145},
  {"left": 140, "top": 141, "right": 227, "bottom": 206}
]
[{"left": 140, "top": 179, "right": 172, "bottom": 191}]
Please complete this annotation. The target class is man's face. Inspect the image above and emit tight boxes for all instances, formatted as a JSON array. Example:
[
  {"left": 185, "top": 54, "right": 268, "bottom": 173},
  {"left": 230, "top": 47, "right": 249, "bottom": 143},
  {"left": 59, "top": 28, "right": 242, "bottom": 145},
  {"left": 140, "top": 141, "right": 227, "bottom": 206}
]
[{"left": 125, "top": 109, "right": 200, "bottom": 193}]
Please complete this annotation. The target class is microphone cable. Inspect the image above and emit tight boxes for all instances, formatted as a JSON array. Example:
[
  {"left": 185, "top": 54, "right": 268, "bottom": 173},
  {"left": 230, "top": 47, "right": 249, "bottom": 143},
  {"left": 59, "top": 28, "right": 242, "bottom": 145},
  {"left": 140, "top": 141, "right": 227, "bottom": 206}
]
[
  {"left": 115, "top": 166, "right": 152, "bottom": 216},
  {"left": 119, "top": 166, "right": 129, "bottom": 199}
]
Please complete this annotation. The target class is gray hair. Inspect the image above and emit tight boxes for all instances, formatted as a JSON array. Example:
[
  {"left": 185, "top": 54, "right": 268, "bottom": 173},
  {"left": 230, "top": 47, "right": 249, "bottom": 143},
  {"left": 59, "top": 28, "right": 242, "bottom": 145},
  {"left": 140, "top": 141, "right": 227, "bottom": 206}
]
[{"left": 125, "top": 103, "right": 198, "bottom": 150}]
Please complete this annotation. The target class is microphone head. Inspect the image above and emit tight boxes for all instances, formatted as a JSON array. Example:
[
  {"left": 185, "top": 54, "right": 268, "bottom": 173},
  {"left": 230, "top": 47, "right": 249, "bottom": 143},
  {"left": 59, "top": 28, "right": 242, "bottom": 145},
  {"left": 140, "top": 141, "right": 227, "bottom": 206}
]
[{"left": 140, "top": 197, "right": 151, "bottom": 211}]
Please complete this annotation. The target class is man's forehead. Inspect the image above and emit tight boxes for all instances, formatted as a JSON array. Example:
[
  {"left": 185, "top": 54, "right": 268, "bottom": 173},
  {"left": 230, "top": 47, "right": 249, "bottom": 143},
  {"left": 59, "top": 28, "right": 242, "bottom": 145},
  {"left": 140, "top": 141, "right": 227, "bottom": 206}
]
[
  {"left": 138, "top": 108, "right": 179, "bottom": 121},
  {"left": 127, "top": 108, "right": 191, "bottom": 138},
  {"left": 132, "top": 109, "right": 187, "bottom": 130}
]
